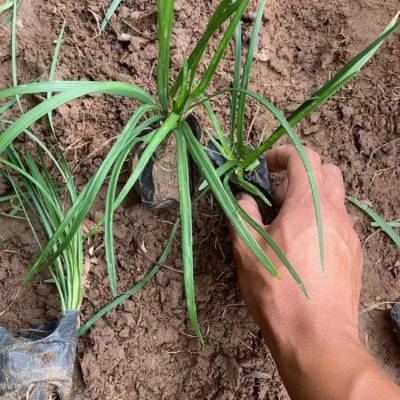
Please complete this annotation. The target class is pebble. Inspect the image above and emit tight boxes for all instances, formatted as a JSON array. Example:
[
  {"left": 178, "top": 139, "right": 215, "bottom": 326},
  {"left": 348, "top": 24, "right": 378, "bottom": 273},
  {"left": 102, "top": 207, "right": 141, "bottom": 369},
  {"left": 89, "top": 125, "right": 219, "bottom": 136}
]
[
  {"left": 303, "top": 125, "right": 319, "bottom": 136},
  {"left": 310, "top": 112, "right": 321, "bottom": 124},
  {"left": 246, "top": 371, "right": 272, "bottom": 380},
  {"left": 119, "top": 327, "right": 130, "bottom": 338},
  {"left": 118, "top": 33, "right": 132, "bottom": 43},
  {"left": 244, "top": 11, "right": 257, "bottom": 21}
]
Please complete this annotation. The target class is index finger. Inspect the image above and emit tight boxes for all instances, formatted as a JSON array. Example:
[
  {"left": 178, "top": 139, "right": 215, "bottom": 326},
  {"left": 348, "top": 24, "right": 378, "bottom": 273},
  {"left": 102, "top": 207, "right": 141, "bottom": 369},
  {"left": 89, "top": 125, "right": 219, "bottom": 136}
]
[{"left": 266, "top": 144, "right": 323, "bottom": 195}]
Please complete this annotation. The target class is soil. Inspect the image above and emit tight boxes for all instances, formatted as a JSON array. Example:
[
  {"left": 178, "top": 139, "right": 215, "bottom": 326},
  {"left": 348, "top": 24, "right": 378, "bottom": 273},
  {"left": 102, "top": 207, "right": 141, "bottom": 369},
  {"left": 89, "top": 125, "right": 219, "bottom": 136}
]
[{"left": 0, "top": 0, "right": 399, "bottom": 399}]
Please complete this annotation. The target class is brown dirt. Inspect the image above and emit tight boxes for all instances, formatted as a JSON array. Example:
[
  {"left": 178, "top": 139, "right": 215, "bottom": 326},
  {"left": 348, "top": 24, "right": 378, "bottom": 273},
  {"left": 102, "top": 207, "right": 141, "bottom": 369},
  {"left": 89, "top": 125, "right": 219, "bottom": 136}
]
[{"left": 0, "top": 0, "right": 399, "bottom": 399}]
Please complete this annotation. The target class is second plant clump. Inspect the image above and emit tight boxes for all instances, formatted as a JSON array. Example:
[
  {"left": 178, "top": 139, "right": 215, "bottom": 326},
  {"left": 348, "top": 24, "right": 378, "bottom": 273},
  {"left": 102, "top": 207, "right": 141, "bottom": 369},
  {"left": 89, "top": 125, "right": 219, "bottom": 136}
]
[{"left": 0, "top": 0, "right": 399, "bottom": 343}]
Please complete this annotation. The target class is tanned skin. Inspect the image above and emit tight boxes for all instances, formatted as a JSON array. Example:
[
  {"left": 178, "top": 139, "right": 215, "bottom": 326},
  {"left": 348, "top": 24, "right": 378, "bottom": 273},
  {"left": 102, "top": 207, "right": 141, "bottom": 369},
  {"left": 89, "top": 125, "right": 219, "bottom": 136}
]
[{"left": 229, "top": 145, "right": 400, "bottom": 400}]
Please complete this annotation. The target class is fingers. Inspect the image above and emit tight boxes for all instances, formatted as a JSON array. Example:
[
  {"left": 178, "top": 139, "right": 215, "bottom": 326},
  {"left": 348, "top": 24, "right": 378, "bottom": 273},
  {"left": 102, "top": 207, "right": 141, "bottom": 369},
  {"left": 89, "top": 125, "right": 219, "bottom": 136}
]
[
  {"left": 266, "top": 145, "right": 346, "bottom": 208},
  {"left": 228, "top": 192, "right": 264, "bottom": 243},
  {"left": 266, "top": 145, "right": 322, "bottom": 197},
  {"left": 321, "top": 164, "right": 345, "bottom": 204},
  {"left": 236, "top": 192, "right": 263, "bottom": 226}
]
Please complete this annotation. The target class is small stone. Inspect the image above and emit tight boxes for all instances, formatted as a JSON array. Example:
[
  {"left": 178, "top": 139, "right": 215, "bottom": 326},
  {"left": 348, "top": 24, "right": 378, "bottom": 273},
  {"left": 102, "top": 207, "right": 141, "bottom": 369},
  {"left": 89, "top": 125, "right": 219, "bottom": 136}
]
[
  {"left": 246, "top": 371, "right": 272, "bottom": 380},
  {"left": 310, "top": 112, "right": 321, "bottom": 124},
  {"left": 119, "top": 327, "right": 130, "bottom": 338},
  {"left": 121, "top": 312, "right": 135, "bottom": 326},
  {"left": 118, "top": 33, "right": 132, "bottom": 42},
  {"left": 129, "top": 36, "right": 147, "bottom": 52},
  {"left": 394, "top": 260, "right": 400, "bottom": 268},
  {"left": 160, "top": 290, "right": 166, "bottom": 303},
  {"left": 375, "top": 296, "right": 382, "bottom": 302},
  {"left": 303, "top": 125, "right": 319, "bottom": 136},
  {"left": 285, "top": 102, "right": 299, "bottom": 113},
  {"left": 244, "top": 11, "right": 257, "bottom": 21},
  {"left": 124, "top": 300, "right": 136, "bottom": 312}
]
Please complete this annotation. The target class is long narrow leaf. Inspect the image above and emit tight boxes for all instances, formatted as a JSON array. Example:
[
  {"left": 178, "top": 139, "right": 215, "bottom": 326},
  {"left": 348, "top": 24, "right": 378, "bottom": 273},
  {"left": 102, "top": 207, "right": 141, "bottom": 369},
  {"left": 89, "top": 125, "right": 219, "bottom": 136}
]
[
  {"left": 176, "top": 132, "right": 203, "bottom": 342},
  {"left": 192, "top": 0, "right": 250, "bottom": 96},
  {"left": 157, "top": 0, "right": 175, "bottom": 113},
  {"left": 101, "top": 0, "right": 122, "bottom": 30},
  {"left": 181, "top": 122, "right": 279, "bottom": 277},
  {"left": 48, "top": 21, "right": 66, "bottom": 134},
  {"left": 104, "top": 133, "right": 145, "bottom": 296},
  {"left": 236, "top": 0, "right": 266, "bottom": 152},
  {"left": 230, "top": 22, "right": 242, "bottom": 143},
  {"left": 170, "top": 0, "right": 245, "bottom": 97},
  {"left": 0, "top": 82, "right": 157, "bottom": 152},
  {"left": 223, "top": 175, "right": 307, "bottom": 294},
  {"left": 21, "top": 105, "right": 157, "bottom": 282},
  {"left": 198, "top": 87, "right": 325, "bottom": 267},
  {"left": 347, "top": 196, "right": 400, "bottom": 247},
  {"left": 11, "top": 0, "right": 22, "bottom": 112}
]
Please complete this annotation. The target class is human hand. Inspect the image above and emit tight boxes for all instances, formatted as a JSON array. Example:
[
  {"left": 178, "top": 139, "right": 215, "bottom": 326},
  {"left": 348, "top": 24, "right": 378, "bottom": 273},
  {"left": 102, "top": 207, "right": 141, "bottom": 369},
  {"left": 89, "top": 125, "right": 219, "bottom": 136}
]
[
  {"left": 230, "top": 144, "right": 363, "bottom": 350},
  {"left": 229, "top": 145, "right": 400, "bottom": 399}
]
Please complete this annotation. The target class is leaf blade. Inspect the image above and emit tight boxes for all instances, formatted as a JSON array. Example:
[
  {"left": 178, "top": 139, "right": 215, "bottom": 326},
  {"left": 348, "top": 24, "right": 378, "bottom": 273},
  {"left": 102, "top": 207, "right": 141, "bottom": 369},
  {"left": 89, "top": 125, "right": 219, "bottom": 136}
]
[
  {"left": 176, "top": 131, "right": 203, "bottom": 342},
  {"left": 347, "top": 196, "right": 400, "bottom": 247}
]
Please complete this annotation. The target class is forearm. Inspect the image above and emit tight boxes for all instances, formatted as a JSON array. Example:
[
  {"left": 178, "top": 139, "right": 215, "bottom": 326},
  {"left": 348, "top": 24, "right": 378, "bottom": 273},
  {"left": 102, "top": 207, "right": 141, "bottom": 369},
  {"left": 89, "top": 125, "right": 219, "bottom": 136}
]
[{"left": 263, "top": 326, "right": 400, "bottom": 400}]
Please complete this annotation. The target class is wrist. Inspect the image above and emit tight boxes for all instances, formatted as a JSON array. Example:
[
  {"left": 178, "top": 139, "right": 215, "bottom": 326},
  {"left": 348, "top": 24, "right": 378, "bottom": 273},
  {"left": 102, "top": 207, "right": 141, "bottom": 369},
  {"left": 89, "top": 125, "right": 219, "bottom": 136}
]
[{"left": 262, "top": 321, "right": 383, "bottom": 400}]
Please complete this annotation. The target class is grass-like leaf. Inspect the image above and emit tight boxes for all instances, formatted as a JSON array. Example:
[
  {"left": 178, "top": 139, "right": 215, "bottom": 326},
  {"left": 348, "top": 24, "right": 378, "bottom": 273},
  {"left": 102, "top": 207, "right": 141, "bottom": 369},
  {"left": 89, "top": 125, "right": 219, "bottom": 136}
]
[
  {"left": 181, "top": 121, "right": 279, "bottom": 277},
  {"left": 20, "top": 105, "right": 157, "bottom": 283},
  {"left": 223, "top": 174, "right": 307, "bottom": 294},
  {"left": 371, "top": 220, "right": 400, "bottom": 228},
  {"left": 347, "top": 196, "right": 400, "bottom": 247},
  {"left": 11, "top": 0, "right": 22, "bottom": 112},
  {"left": 0, "top": 82, "right": 157, "bottom": 152},
  {"left": 192, "top": 0, "right": 250, "bottom": 96},
  {"left": 48, "top": 21, "right": 66, "bottom": 134},
  {"left": 157, "top": 0, "right": 175, "bottom": 113},
  {"left": 0, "top": 1, "right": 13, "bottom": 14},
  {"left": 101, "top": 0, "right": 122, "bottom": 30},
  {"left": 103, "top": 115, "right": 163, "bottom": 296},
  {"left": 236, "top": 0, "right": 266, "bottom": 152},
  {"left": 230, "top": 22, "right": 242, "bottom": 143},
  {"left": 3, "top": 143, "right": 83, "bottom": 310},
  {"left": 193, "top": 87, "right": 325, "bottom": 267},
  {"left": 176, "top": 131, "right": 203, "bottom": 342},
  {"left": 171, "top": 0, "right": 247, "bottom": 98}
]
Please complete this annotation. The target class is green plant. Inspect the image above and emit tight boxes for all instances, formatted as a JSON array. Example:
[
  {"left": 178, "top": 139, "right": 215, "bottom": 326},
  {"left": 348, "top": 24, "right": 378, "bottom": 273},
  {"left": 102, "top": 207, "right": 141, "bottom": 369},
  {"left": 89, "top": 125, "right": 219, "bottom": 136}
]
[
  {"left": 347, "top": 196, "right": 400, "bottom": 247},
  {"left": 0, "top": 1, "right": 13, "bottom": 15},
  {"left": 0, "top": 1, "right": 398, "bottom": 341},
  {"left": 1, "top": 144, "right": 84, "bottom": 311}
]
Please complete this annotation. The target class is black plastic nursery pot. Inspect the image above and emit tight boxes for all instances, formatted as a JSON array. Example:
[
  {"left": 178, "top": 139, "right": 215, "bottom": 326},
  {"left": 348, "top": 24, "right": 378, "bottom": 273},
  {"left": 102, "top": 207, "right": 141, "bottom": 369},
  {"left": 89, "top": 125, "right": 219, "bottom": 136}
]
[
  {"left": 391, "top": 303, "right": 400, "bottom": 342},
  {"left": 0, "top": 310, "right": 79, "bottom": 400},
  {"left": 133, "top": 114, "right": 276, "bottom": 222}
]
